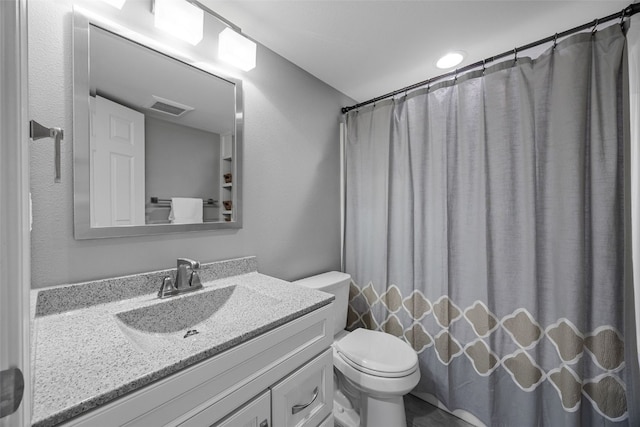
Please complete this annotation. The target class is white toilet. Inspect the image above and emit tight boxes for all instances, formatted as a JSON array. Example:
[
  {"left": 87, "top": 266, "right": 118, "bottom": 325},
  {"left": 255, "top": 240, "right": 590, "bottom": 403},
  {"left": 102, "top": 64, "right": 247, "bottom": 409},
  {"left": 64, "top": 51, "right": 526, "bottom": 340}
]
[{"left": 295, "top": 272, "right": 420, "bottom": 427}]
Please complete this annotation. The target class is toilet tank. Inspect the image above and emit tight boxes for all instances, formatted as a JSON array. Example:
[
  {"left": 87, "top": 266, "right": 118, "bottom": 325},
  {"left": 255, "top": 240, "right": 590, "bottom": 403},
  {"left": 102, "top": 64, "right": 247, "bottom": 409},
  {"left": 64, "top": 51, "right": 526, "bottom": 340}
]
[{"left": 294, "top": 271, "right": 351, "bottom": 337}]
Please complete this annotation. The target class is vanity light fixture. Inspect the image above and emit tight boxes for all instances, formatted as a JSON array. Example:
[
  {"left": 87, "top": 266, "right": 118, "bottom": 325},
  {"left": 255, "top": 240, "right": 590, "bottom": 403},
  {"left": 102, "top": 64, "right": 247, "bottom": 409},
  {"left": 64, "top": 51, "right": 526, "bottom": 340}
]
[
  {"left": 99, "top": 0, "right": 126, "bottom": 9},
  {"left": 153, "top": 0, "right": 204, "bottom": 46},
  {"left": 436, "top": 51, "right": 465, "bottom": 69},
  {"left": 218, "top": 27, "right": 257, "bottom": 71}
]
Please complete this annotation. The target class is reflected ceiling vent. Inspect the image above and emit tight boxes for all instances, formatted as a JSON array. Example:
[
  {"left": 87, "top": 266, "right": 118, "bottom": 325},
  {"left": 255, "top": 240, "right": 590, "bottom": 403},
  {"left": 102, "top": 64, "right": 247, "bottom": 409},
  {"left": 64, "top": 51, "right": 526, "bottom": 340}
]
[{"left": 146, "top": 95, "right": 194, "bottom": 117}]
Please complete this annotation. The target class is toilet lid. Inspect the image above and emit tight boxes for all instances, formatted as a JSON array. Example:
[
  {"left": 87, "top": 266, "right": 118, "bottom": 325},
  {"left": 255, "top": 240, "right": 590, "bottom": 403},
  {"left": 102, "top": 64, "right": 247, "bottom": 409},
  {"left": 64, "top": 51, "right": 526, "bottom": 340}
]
[{"left": 335, "top": 328, "right": 418, "bottom": 377}]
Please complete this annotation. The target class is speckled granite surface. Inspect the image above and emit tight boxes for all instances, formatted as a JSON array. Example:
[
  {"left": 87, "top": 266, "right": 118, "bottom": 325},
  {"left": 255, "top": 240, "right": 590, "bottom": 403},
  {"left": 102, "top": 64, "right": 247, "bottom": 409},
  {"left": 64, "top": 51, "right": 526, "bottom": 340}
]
[
  {"left": 35, "top": 256, "right": 258, "bottom": 316},
  {"left": 31, "top": 257, "right": 333, "bottom": 427}
]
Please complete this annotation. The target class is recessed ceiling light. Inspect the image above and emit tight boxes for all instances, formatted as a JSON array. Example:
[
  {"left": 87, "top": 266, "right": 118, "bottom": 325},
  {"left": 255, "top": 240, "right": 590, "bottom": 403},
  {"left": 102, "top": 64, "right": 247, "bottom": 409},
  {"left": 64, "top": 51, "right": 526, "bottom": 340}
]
[{"left": 436, "top": 51, "right": 465, "bottom": 69}]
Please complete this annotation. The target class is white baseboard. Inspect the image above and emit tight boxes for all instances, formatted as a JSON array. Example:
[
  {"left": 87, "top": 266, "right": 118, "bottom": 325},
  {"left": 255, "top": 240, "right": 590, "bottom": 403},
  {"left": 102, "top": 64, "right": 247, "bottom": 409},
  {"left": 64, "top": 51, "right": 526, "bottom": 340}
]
[{"left": 410, "top": 391, "right": 486, "bottom": 427}]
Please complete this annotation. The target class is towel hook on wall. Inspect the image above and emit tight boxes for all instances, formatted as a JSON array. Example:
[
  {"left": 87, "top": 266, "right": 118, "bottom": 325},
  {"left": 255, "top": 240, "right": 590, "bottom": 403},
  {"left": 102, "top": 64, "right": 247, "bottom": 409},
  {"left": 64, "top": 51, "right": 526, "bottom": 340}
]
[{"left": 30, "top": 120, "right": 63, "bottom": 183}]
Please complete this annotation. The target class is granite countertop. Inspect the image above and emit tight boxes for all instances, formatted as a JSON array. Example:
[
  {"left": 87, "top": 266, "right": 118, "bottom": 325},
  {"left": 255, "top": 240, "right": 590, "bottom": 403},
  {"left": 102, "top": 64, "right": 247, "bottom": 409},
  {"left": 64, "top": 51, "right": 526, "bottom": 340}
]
[{"left": 30, "top": 257, "right": 333, "bottom": 427}]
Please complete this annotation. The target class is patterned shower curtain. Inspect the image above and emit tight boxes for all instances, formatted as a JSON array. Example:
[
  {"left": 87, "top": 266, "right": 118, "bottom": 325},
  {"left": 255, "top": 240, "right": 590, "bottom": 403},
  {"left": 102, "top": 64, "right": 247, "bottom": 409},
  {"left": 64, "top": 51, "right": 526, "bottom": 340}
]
[{"left": 344, "top": 25, "right": 639, "bottom": 426}]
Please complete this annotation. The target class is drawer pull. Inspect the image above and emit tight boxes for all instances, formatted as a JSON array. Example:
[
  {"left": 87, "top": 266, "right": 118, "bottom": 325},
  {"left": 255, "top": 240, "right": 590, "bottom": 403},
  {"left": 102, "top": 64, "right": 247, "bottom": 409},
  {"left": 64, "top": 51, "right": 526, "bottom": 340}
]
[{"left": 291, "top": 387, "right": 319, "bottom": 415}]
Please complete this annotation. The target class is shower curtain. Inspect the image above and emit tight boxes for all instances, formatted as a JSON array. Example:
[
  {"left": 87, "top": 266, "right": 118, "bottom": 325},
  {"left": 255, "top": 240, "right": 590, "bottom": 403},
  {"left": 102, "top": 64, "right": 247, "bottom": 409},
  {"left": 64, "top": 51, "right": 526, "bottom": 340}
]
[{"left": 344, "top": 24, "right": 639, "bottom": 426}]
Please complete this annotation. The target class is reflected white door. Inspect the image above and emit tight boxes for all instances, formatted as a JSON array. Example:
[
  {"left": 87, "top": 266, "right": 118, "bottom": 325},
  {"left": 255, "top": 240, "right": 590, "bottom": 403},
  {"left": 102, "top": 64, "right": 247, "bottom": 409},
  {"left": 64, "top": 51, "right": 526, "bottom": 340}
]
[
  {"left": 0, "top": 0, "right": 30, "bottom": 425},
  {"left": 90, "top": 95, "right": 145, "bottom": 227}
]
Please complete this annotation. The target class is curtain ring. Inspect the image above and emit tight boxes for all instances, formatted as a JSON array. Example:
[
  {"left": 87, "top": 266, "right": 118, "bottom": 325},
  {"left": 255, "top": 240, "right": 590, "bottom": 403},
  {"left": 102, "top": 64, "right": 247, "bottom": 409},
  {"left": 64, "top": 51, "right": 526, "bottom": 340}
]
[
  {"left": 454, "top": 69, "right": 458, "bottom": 82},
  {"left": 620, "top": 8, "right": 627, "bottom": 28},
  {"left": 553, "top": 33, "right": 558, "bottom": 50},
  {"left": 482, "top": 59, "right": 486, "bottom": 75},
  {"left": 591, "top": 18, "right": 599, "bottom": 35},
  {"left": 513, "top": 47, "right": 518, "bottom": 63}
]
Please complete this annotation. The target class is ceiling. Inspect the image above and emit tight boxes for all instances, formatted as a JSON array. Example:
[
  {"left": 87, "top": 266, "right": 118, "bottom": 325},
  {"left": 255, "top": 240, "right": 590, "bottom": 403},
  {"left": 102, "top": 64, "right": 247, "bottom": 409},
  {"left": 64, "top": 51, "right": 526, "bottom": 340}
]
[
  {"left": 203, "top": 0, "right": 630, "bottom": 103},
  {"left": 91, "top": 24, "right": 236, "bottom": 135}
]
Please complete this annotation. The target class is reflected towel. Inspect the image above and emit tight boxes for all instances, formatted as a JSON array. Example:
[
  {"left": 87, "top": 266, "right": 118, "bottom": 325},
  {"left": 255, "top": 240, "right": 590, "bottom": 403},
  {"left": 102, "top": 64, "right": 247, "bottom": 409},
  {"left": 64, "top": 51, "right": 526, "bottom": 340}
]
[{"left": 168, "top": 198, "right": 203, "bottom": 224}]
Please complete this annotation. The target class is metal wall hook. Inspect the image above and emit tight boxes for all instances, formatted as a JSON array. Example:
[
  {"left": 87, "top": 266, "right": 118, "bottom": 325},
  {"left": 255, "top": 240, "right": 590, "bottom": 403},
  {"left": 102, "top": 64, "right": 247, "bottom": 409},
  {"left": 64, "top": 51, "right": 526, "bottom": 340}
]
[{"left": 30, "top": 120, "right": 63, "bottom": 183}]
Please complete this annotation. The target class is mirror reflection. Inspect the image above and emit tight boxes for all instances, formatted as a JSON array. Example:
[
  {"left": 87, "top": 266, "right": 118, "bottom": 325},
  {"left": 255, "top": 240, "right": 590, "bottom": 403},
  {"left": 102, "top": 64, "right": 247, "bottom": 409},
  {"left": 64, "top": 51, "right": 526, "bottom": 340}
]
[{"left": 73, "top": 12, "right": 243, "bottom": 239}]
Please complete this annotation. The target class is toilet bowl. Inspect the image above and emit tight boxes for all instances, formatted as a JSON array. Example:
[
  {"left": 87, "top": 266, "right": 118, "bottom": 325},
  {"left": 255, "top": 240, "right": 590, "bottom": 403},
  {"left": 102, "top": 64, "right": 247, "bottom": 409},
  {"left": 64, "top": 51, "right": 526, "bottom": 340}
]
[{"left": 294, "top": 272, "right": 420, "bottom": 427}]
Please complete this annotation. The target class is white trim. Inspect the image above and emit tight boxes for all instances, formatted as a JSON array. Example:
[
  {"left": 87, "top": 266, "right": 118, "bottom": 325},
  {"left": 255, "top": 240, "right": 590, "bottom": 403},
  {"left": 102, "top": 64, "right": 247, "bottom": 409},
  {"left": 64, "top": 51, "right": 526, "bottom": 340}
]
[
  {"left": 339, "top": 121, "right": 345, "bottom": 272},
  {"left": 0, "top": 0, "right": 31, "bottom": 424},
  {"left": 409, "top": 391, "right": 486, "bottom": 427}
]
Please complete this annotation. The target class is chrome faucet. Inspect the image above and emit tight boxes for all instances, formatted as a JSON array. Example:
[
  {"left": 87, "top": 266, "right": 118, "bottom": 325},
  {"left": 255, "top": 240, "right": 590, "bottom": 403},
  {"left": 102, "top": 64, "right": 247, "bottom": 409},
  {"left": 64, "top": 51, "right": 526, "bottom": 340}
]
[
  {"left": 157, "top": 258, "right": 203, "bottom": 299},
  {"left": 176, "top": 258, "right": 202, "bottom": 290}
]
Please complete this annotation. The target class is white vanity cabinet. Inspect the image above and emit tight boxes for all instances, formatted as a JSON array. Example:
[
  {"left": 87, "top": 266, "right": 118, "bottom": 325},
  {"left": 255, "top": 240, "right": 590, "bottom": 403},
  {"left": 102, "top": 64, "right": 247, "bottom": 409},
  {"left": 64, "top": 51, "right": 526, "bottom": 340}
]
[
  {"left": 210, "top": 349, "right": 333, "bottom": 427},
  {"left": 61, "top": 303, "right": 333, "bottom": 427},
  {"left": 271, "top": 349, "right": 333, "bottom": 427},
  {"left": 214, "top": 390, "right": 270, "bottom": 427}
]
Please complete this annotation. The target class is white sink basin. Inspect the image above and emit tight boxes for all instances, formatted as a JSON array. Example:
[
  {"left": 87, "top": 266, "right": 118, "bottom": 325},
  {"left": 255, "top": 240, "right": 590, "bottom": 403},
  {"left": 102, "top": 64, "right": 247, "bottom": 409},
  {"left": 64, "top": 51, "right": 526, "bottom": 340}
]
[{"left": 114, "top": 285, "right": 281, "bottom": 352}]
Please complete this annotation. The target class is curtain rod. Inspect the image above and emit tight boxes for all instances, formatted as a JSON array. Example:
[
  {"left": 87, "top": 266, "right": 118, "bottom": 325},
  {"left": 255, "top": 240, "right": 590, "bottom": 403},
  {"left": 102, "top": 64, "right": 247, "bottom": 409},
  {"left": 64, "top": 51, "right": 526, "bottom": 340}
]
[{"left": 341, "top": 3, "right": 640, "bottom": 114}]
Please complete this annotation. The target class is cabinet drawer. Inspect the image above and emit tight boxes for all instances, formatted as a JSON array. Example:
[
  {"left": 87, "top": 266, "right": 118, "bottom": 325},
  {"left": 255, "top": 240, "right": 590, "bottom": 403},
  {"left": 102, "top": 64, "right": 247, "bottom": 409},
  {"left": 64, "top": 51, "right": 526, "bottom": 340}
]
[
  {"left": 214, "top": 390, "right": 270, "bottom": 427},
  {"left": 271, "top": 349, "right": 333, "bottom": 427}
]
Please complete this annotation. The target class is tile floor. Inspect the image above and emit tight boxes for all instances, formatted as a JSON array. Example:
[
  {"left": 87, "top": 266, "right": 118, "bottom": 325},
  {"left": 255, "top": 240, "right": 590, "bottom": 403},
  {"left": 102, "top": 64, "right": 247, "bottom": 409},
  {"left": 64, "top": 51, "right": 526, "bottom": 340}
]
[{"left": 404, "top": 394, "right": 475, "bottom": 427}]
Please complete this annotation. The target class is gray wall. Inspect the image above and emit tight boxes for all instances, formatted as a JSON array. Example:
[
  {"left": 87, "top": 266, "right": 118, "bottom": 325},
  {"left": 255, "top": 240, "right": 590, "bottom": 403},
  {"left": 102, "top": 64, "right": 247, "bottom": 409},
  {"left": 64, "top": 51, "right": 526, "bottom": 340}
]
[
  {"left": 28, "top": 0, "right": 354, "bottom": 288},
  {"left": 144, "top": 117, "right": 220, "bottom": 223},
  {"left": 145, "top": 116, "right": 220, "bottom": 202}
]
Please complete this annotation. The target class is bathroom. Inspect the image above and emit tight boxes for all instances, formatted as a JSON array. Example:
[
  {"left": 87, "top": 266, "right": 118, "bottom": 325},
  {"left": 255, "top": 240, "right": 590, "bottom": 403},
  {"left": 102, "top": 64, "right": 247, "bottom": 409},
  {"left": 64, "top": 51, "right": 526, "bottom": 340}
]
[{"left": 1, "top": 0, "right": 640, "bottom": 426}]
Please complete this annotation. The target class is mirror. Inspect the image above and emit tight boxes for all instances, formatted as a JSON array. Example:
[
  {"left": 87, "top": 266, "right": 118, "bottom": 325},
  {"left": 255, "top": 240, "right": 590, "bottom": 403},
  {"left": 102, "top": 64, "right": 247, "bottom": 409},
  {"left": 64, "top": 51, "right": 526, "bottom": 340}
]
[{"left": 73, "top": 10, "right": 243, "bottom": 239}]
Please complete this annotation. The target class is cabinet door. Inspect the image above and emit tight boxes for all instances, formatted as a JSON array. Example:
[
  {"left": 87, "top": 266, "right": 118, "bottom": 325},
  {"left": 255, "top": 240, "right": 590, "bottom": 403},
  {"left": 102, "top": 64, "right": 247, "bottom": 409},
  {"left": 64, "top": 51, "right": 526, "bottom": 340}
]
[
  {"left": 213, "top": 390, "right": 270, "bottom": 427},
  {"left": 271, "top": 349, "right": 333, "bottom": 427}
]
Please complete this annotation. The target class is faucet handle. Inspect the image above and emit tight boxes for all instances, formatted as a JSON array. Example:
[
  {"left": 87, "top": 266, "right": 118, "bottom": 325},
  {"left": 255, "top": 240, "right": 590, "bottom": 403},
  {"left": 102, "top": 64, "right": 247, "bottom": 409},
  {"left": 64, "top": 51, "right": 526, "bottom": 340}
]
[
  {"left": 189, "top": 270, "right": 202, "bottom": 289},
  {"left": 158, "top": 276, "right": 178, "bottom": 298}
]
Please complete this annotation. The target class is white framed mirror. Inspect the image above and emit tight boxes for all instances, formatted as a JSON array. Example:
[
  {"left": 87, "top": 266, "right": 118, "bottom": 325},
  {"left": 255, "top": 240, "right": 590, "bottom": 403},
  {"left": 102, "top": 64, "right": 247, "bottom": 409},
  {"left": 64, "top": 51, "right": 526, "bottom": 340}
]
[{"left": 72, "top": 9, "right": 243, "bottom": 239}]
